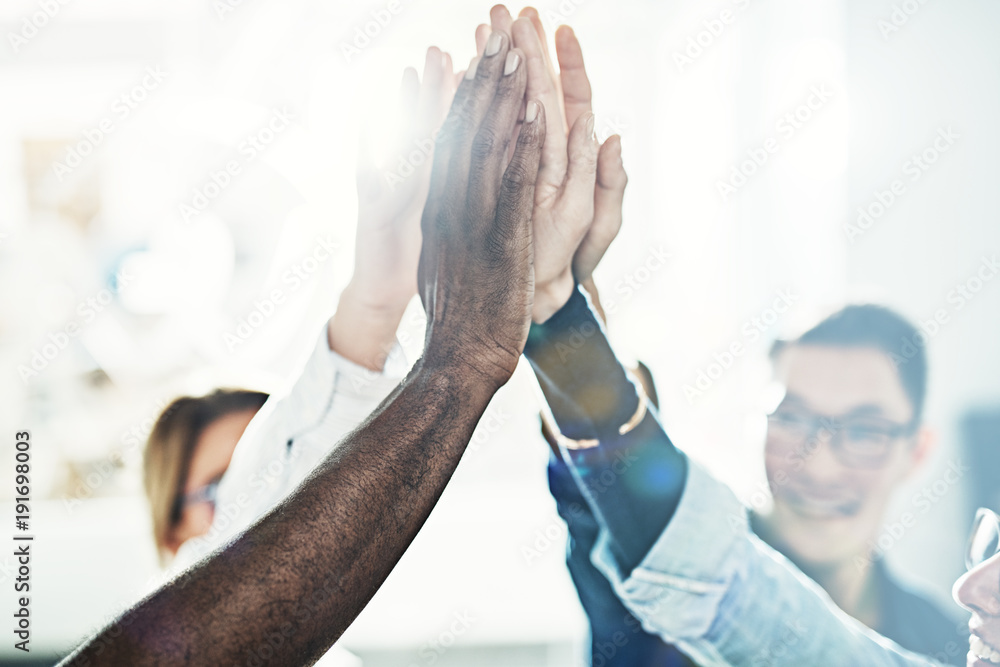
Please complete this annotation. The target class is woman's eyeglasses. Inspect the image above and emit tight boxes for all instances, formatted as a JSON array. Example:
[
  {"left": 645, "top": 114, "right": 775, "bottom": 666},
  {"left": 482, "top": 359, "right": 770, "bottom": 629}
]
[{"left": 170, "top": 478, "right": 222, "bottom": 524}]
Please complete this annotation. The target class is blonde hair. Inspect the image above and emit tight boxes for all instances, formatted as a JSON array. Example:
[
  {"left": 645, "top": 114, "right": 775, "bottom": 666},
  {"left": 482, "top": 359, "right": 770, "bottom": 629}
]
[{"left": 143, "top": 389, "right": 268, "bottom": 564}]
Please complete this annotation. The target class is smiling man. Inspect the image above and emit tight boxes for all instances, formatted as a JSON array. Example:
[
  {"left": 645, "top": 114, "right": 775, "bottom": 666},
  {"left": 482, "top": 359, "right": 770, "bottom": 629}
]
[
  {"left": 752, "top": 304, "right": 965, "bottom": 663},
  {"left": 548, "top": 301, "right": 967, "bottom": 664},
  {"left": 531, "top": 291, "right": 998, "bottom": 665}
]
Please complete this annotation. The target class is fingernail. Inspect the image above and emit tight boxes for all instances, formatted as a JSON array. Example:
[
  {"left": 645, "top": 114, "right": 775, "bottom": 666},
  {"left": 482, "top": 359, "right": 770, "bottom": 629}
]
[
  {"left": 586, "top": 113, "right": 596, "bottom": 142},
  {"left": 504, "top": 52, "right": 520, "bottom": 76},
  {"left": 485, "top": 31, "right": 503, "bottom": 56},
  {"left": 465, "top": 56, "right": 480, "bottom": 80},
  {"left": 441, "top": 52, "right": 449, "bottom": 69},
  {"left": 525, "top": 100, "right": 538, "bottom": 123}
]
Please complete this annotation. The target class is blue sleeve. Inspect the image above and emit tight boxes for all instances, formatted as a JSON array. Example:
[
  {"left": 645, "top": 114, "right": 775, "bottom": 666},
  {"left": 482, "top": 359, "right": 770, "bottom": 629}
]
[
  {"left": 548, "top": 450, "right": 699, "bottom": 667},
  {"left": 523, "top": 284, "right": 687, "bottom": 573},
  {"left": 524, "top": 285, "right": 694, "bottom": 665}
]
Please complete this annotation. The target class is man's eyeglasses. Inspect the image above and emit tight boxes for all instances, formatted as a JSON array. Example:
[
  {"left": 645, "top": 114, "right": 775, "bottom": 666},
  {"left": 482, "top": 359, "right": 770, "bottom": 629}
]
[
  {"left": 966, "top": 508, "right": 1000, "bottom": 571},
  {"left": 766, "top": 408, "right": 916, "bottom": 469}
]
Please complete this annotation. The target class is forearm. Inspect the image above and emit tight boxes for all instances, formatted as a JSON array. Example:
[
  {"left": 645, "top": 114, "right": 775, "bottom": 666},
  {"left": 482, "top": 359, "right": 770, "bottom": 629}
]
[
  {"left": 62, "top": 361, "right": 493, "bottom": 667},
  {"left": 548, "top": 454, "right": 690, "bottom": 666},
  {"left": 588, "top": 462, "right": 938, "bottom": 666},
  {"left": 525, "top": 285, "right": 636, "bottom": 439},
  {"left": 524, "top": 285, "right": 686, "bottom": 573},
  {"left": 328, "top": 281, "right": 408, "bottom": 371}
]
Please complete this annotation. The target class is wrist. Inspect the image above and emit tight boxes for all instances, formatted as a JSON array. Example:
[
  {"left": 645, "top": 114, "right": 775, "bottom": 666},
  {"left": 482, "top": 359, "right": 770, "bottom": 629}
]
[
  {"left": 421, "top": 316, "right": 526, "bottom": 395},
  {"left": 524, "top": 285, "right": 640, "bottom": 442},
  {"left": 339, "top": 279, "right": 412, "bottom": 323},
  {"left": 532, "top": 271, "right": 575, "bottom": 324},
  {"left": 328, "top": 283, "right": 409, "bottom": 371},
  {"left": 413, "top": 348, "right": 506, "bottom": 408}
]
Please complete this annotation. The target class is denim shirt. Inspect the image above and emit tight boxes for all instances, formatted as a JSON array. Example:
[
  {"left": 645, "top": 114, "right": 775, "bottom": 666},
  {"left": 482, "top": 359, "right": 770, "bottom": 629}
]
[
  {"left": 526, "top": 285, "right": 943, "bottom": 667},
  {"left": 548, "top": 449, "right": 697, "bottom": 667},
  {"left": 587, "top": 460, "right": 943, "bottom": 666}
]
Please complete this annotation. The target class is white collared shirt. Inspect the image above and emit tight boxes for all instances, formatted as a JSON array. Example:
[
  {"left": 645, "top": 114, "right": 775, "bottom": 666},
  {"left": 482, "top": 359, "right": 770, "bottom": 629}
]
[{"left": 173, "top": 326, "right": 407, "bottom": 666}]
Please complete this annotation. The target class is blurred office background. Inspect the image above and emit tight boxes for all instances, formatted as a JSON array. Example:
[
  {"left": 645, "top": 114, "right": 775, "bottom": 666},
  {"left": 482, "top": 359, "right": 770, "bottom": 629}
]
[{"left": 1, "top": 0, "right": 998, "bottom": 664}]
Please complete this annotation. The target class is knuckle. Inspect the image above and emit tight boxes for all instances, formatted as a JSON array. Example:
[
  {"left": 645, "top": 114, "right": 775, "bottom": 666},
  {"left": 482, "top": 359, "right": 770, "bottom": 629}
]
[
  {"left": 502, "top": 163, "right": 529, "bottom": 188},
  {"left": 438, "top": 101, "right": 478, "bottom": 144},
  {"left": 520, "top": 125, "right": 542, "bottom": 149},
  {"left": 601, "top": 168, "right": 628, "bottom": 191},
  {"left": 597, "top": 215, "right": 623, "bottom": 239},
  {"left": 573, "top": 151, "right": 598, "bottom": 173},
  {"left": 485, "top": 227, "right": 509, "bottom": 257},
  {"left": 471, "top": 128, "right": 503, "bottom": 161},
  {"left": 435, "top": 119, "right": 462, "bottom": 150}
]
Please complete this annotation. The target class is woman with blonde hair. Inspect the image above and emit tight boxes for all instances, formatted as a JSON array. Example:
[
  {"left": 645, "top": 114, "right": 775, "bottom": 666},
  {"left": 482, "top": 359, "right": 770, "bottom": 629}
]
[{"left": 143, "top": 389, "right": 267, "bottom": 562}]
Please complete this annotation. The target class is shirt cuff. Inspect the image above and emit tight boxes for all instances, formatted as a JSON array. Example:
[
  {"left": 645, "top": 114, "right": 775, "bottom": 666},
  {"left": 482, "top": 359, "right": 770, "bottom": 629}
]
[
  {"left": 326, "top": 331, "right": 408, "bottom": 400},
  {"left": 274, "top": 327, "right": 402, "bottom": 433}
]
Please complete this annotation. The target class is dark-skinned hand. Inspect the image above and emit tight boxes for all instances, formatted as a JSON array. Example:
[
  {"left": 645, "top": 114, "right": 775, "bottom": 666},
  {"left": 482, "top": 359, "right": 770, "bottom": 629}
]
[{"left": 419, "top": 30, "right": 546, "bottom": 389}]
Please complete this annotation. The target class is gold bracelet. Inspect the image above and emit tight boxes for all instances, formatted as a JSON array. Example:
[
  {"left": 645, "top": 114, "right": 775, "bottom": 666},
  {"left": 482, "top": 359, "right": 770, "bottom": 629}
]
[
  {"left": 542, "top": 375, "right": 649, "bottom": 450},
  {"left": 554, "top": 430, "right": 601, "bottom": 451},
  {"left": 619, "top": 378, "right": 648, "bottom": 435}
]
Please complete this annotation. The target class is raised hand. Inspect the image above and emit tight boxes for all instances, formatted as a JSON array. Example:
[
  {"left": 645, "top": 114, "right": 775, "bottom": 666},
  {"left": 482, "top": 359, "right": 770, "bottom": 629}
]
[
  {"left": 64, "top": 38, "right": 545, "bottom": 667},
  {"left": 419, "top": 31, "right": 545, "bottom": 388},
  {"left": 477, "top": 6, "right": 628, "bottom": 322},
  {"left": 330, "top": 47, "right": 455, "bottom": 370}
]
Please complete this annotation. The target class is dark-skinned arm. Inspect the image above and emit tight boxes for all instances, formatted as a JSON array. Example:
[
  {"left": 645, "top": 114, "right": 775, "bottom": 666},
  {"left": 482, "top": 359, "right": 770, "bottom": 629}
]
[{"left": 60, "top": 30, "right": 544, "bottom": 667}]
